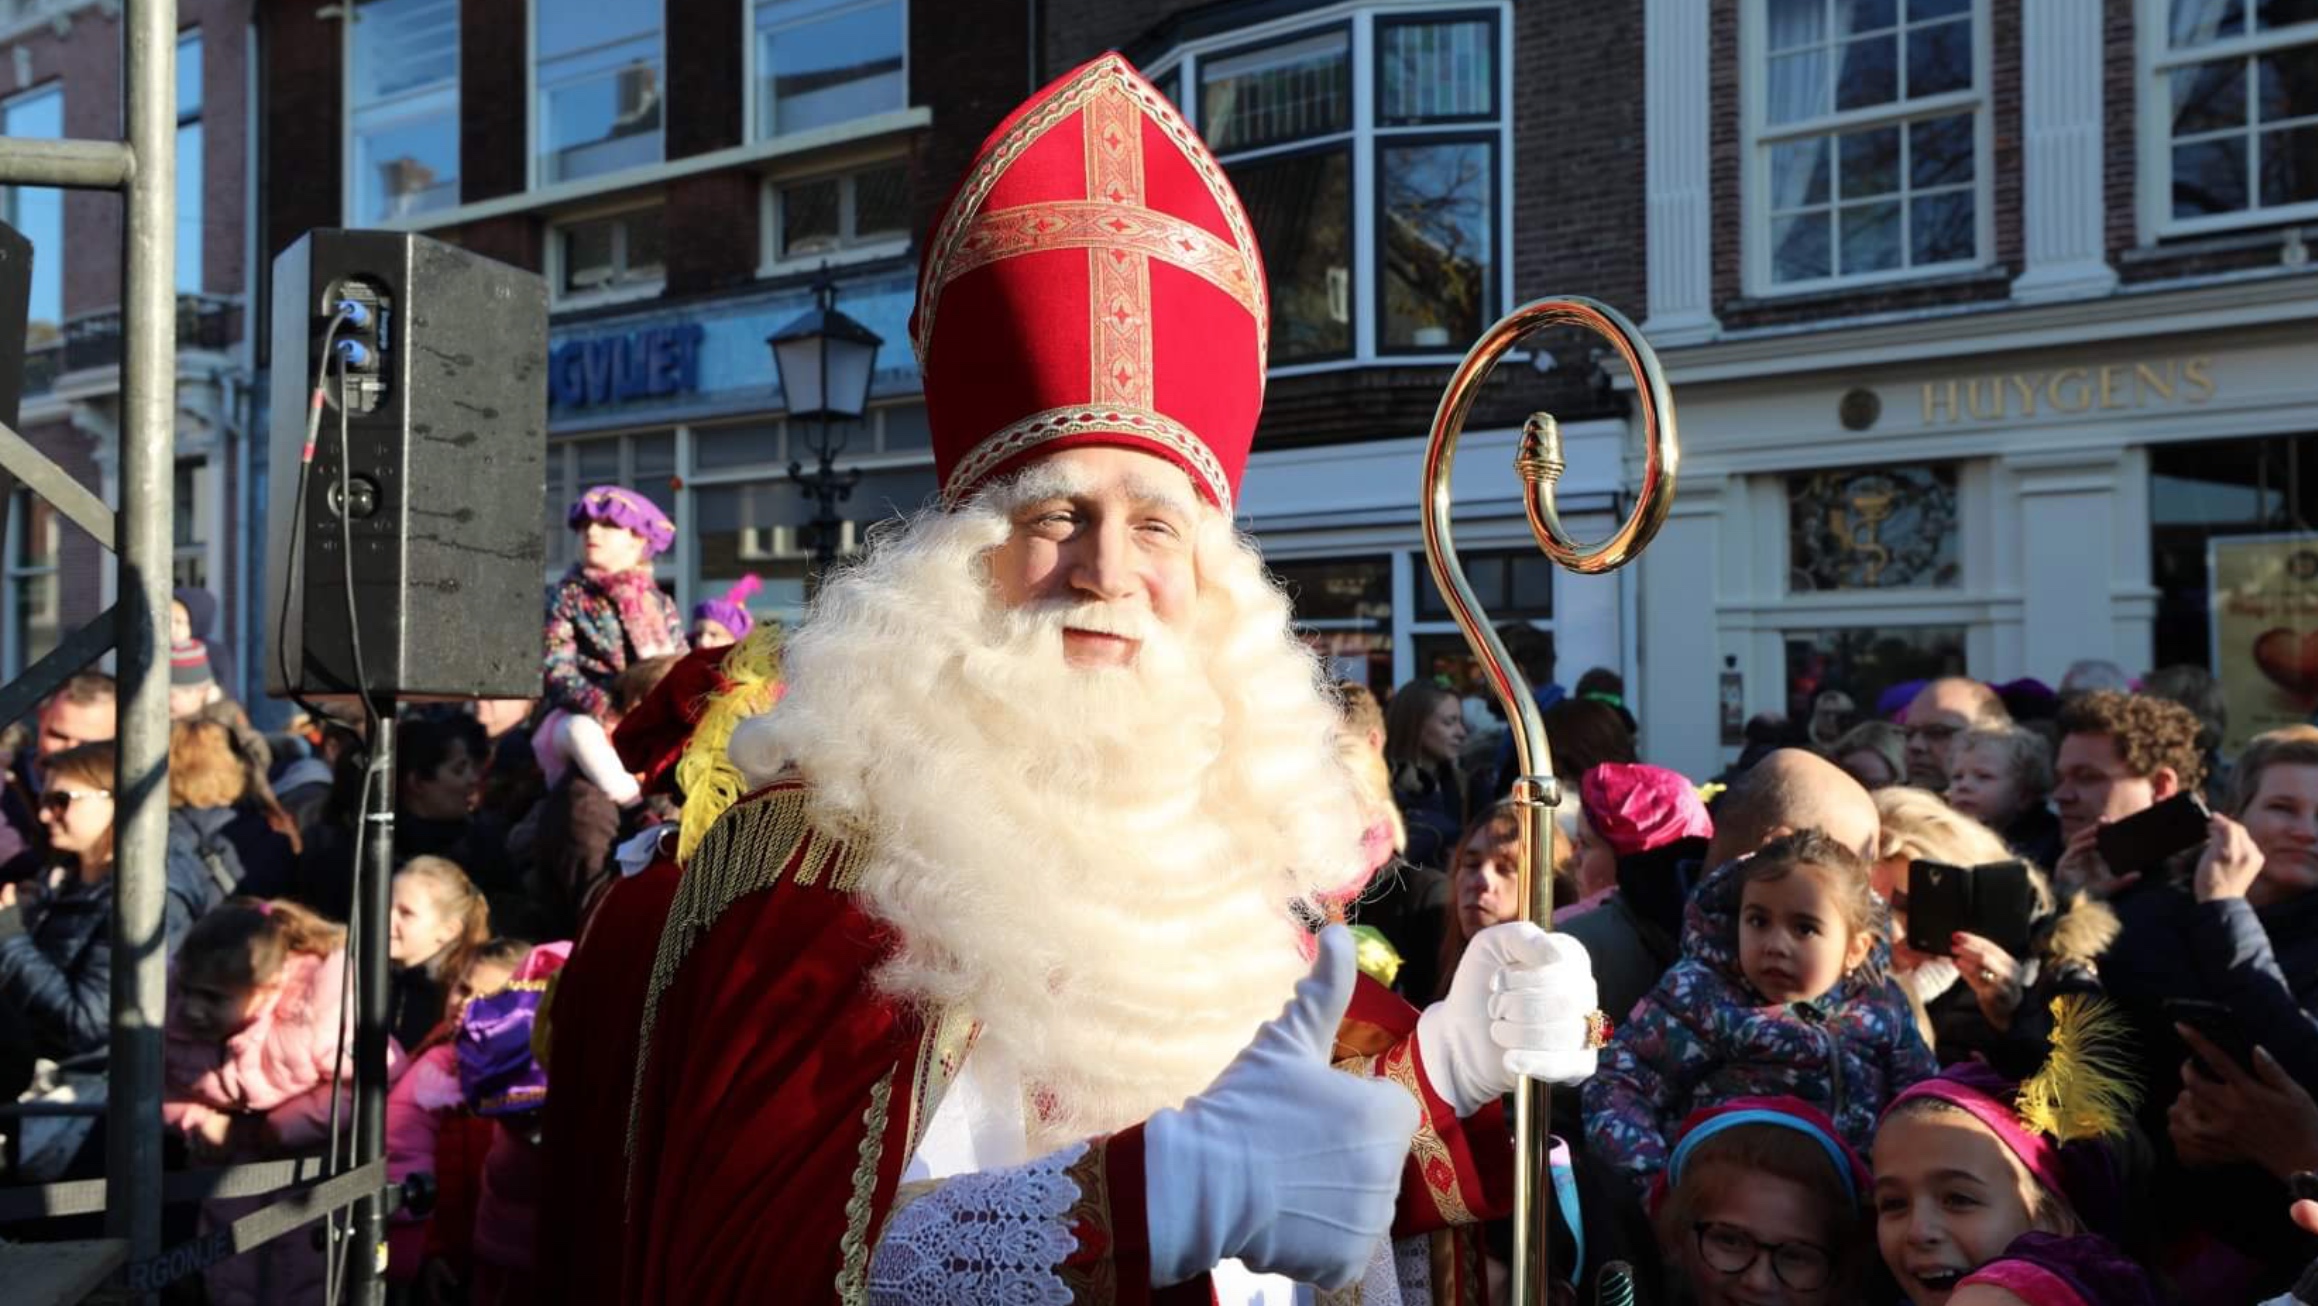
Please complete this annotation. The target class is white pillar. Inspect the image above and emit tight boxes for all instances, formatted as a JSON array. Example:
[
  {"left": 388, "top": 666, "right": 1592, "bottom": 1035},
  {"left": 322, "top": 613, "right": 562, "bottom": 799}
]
[
  {"left": 1638, "top": 475, "right": 1727, "bottom": 778},
  {"left": 2011, "top": 450, "right": 2127, "bottom": 680},
  {"left": 1643, "top": 0, "right": 1718, "bottom": 345},
  {"left": 2012, "top": 0, "right": 2118, "bottom": 302}
]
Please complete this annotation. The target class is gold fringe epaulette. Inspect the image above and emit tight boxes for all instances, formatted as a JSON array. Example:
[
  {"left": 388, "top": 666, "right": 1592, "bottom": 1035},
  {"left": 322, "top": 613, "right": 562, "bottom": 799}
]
[
  {"left": 623, "top": 783, "right": 868, "bottom": 1183},
  {"left": 674, "top": 623, "right": 783, "bottom": 866}
]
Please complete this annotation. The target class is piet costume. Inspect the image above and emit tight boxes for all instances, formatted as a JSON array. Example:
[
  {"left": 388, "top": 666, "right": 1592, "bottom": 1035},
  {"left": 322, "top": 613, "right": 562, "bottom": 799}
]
[{"left": 620, "top": 54, "right": 1602, "bottom": 1304}]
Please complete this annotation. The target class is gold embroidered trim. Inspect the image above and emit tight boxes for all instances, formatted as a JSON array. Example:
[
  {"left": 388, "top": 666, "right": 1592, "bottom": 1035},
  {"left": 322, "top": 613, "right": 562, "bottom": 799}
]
[
  {"left": 1381, "top": 1039, "right": 1476, "bottom": 1226},
  {"left": 941, "top": 405, "right": 1234, "bottom": 516},
  {"left": 913, "top": 56, "right": 1267, "bottom": 385},
  {"left": 1054, "top": 1137, "right": 1120, "bottom": 1303},
  {"left": 902, "top": 1008, "right": 983, "bottom": 1170},
  {"left": 622, "top": 785, "right": 869, "bottom": 1192},
  {"left": 835, "top": 1070, "right": 896, "bottom": 1306},
  {"left": 946, "top": 203, "right": 1262, "bottom": 323}
]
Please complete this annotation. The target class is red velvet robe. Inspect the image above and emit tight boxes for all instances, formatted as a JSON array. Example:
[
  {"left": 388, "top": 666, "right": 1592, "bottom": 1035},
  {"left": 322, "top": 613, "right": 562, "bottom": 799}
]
[
  {"left": 535, "top": 848, "right": 684, "bottom": 1306},
  {"left": 622, "top": 780, "right": 1515, "bottom": 1303}
]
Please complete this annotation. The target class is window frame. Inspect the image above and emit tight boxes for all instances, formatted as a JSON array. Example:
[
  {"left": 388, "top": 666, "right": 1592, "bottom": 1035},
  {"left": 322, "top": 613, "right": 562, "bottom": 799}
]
[
  {"left": 341, "top": 0, "right": 463, "bottom": 227},
  {"left": 742, "top": 0, "right": 911, "bottom": 146},
  {"left": 2136, "top": 0, "right": 2318, "bottom": 242},
  {"left": 527, "top": 0, "right": 669, "bottom": 191},
  {"left": 3, "top": 486, "right": 62, "bottom": 681},
  {"left": 1741, "top": 0, "right": 1995, "bottom": 297},
  {"left": 1141, "top": 1, "right": 1516, "bottom": 375},
  {"left": 177, "top": 29, "right": 203, "bottom": 297},
  {"left": 546, "top": 198, "right": 670, "bottom": 310},
  {"left": 757, "top": 149, "right": 914, "bottom": 277}
]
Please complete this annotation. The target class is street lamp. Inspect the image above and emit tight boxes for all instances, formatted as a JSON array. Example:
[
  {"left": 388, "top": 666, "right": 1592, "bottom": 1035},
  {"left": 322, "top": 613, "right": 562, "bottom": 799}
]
[{"left": 767, "top": 275, "right": 884, "bottom": 587}]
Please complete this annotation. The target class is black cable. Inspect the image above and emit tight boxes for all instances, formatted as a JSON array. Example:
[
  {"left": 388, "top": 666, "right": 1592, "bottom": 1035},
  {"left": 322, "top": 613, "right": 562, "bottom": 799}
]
[{"left": 274, "top": 305, "right": 356, "bottom": 724}]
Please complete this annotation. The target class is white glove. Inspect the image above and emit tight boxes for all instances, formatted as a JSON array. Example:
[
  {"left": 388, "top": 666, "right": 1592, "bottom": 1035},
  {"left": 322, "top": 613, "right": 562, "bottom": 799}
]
[
  {"left": 1415, "top": 922, "right": 1600, "bottom": 1117},
  {"left": 1143, "top": 925, "right": 1419, "bottom": 1291}
]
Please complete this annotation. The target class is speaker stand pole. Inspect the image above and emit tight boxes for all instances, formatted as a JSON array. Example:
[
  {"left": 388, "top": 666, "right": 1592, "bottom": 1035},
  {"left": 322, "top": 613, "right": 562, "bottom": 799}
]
[{"left": 349, "top": 703, "right": 394, "bottom": 1305}]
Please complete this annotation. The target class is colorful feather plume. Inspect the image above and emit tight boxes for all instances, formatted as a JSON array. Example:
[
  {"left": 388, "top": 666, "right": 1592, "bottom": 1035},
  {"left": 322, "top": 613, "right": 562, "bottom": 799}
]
[
  {"left": 675, "top": 620, "right": 783, "bottom": 864},
  {"left": 2014, "top": 994, "right": 2141, "bottom": 1146}
]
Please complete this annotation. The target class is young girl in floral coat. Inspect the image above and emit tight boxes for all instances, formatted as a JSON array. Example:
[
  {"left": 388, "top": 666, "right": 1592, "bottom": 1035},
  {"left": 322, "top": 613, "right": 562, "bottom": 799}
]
[
  {"left": 1584, "top": 827, "right": 1937, "bottom": 1196},
  {"left": 539, "top": 486, "right": 686, "bottom": 807}
]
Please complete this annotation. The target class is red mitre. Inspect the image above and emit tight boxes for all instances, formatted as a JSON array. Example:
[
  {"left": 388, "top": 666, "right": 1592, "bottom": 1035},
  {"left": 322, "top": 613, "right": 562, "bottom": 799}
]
[
  {"left": 911, "top": 53, "right": 1269, "bottom": 516},
  {"left": 613, "top": 644, "right": 729, "bottom": 797}
]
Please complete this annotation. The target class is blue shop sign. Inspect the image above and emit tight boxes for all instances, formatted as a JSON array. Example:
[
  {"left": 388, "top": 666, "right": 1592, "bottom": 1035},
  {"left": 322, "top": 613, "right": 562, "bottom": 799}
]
[{"left": 550, "top": 323, "right": 705, "bottom": 408}]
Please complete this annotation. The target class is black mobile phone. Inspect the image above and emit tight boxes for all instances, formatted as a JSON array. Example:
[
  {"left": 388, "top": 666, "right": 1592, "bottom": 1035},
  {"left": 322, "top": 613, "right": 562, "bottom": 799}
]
[
  {"left": 1906, "top": 860, "right": 2036, "bottom": 959},
  {"left": 2165, "top": 997, "right": 2258, "bottom": 1077},
  {"left": 2291, "top": 1171, "right": 2318, "bottom": 1203},
  {"left": 2095, "top": 792, "right": 2212, "bottom": 876}
]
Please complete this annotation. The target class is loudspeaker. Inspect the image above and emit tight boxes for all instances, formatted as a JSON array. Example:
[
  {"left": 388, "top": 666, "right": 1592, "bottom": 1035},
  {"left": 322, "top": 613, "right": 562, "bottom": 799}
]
[{"left": 265, "top": 230, "right": 549, "bottom": 700}]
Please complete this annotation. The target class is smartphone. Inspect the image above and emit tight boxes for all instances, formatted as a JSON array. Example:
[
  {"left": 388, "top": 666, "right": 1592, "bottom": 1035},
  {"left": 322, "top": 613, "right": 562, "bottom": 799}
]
[
  {"left": 2166, "top": 997, "right": 2257, "bottom": 1077},
  {"left": 2095, "top": 792, "right": 2212, "bottom": 876},
  {"left": 1905, "top": 859, "right": 2036, "bottom": 959},
  {"left": 2291, "top": 1171, "right": 2318, "bottom": 1203}
]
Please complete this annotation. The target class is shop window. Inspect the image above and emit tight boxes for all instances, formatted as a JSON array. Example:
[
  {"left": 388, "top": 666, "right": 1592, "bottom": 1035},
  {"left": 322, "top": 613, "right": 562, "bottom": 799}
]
[
  {"left": 1414, "top": 547, "right": 1556, "bottom": 619},
  {"left": 2150, "top": 433, "right": 2318, "bottom": 673},
  {"left": 694, "top": 461, "right": 938, "bottom": 620},
  {"left": 347, "top": 0, "right": 459, "bottom": 223},
  {"left": 1787, "top": 462, "right": 1960, "bottom": 591},
  {"left": 535, "top": 0, "right": 664, "bottom": 185},
  {"left": 767, "top": 161, "right": 909, "bottom": 266},
  {"left": 553, "top": 205, "right": 666, "bottom": 303},
  {"left": 1157, "top": 6, "right": 1508, "bottom": 365},
  {"left": 754, "top": 0, "right": 905, "bottom": 139},
  {"left": 178, "top": 31, "right": 203, "bottom": 294},
  {"left": 1271, "top": 555, "right": 1393, "bottom": 691},
  {"left": 4, "top": 489, "right": 61, "bottom": 679},
  {"left": 2145, "top": 0, "right": 2318, "bottom": 235},
  {"left": 1, "top": 85, "right": 65, "bottom": 348},
  {"left": 1785, "top": 625, "right": 1967, "bottom": 724},
  {"left": 1751, "top": 0, "right": 1985, "bottom": 290}
]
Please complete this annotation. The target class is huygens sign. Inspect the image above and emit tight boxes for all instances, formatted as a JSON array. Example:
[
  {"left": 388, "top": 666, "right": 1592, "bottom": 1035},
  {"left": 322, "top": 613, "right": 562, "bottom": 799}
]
[
  {"left": 550, "top": 324, "right": 706, "bottom": 408},
  {"left": 1920, "top": 356, "right": 2216, "bottom": 424}
]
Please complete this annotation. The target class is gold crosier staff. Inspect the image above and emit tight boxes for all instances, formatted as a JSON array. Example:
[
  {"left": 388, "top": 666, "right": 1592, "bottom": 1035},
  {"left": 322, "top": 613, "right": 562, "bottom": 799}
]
[{"left": 1419, "top": 298, "right": 1680, "bottom": 1306}]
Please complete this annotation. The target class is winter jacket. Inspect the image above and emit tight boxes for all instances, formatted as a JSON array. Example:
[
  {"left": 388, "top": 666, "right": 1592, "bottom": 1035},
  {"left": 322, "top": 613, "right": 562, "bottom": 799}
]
[
  {"left": 1557, "top": 841, "right": 1706, "bottom": 1026},
  {"left": 1582, "top": 855, "right": 1938, "bottom": 1193},
  {"left": 2108, "top": 880, "right": 2318, "bottom": 1096},
  {"left": 1391, "top": 759, "right": 1469, "bottom": 873},
  {"left": 2000, "top": 802, "right": 2066, "bottom": 872},
  {"left": 162, "top": 948, "right": 358, "bottom": 1147},
  {"left": 0, "top": 843, "right": 223, "bottom": 1062},
  {"left": 542, "top": 564, "right": 685, "bottom": 718},
  {"left": 169, "top": 804, "right": 251, "bottom": 902},
  {"left": 1913, "top": 888, "right": 2117, "bottom": 1078},
  {"left": 387, "top": 1042, "right": 496, "bottom": 1285}
]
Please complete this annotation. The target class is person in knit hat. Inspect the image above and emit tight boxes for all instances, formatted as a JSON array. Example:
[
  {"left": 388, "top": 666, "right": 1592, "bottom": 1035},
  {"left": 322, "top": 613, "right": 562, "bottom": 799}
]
[
  {"left": 689, "top": 574, "right": 761, "bottom": 651},
  {"left": 537, "top": 485, "right": 686, "bottom": 809},
  {"left": 1564, "top": 762, "right": 1714, "bottom": 921},
  {"left": 169, "top": 637, "right": 223, "bottom": 721}
]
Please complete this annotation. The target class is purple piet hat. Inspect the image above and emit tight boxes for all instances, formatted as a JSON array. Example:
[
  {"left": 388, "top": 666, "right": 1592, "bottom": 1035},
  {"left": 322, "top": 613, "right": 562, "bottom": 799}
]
[
  {"left": 567, "top": 485, "right": 675, "bottom": 557},
  {"left": 691, "top": 574, "right": 762, "bottom": 641},
  {"left": 457, "top": 941, "right": 570, "bottom": 1117}
]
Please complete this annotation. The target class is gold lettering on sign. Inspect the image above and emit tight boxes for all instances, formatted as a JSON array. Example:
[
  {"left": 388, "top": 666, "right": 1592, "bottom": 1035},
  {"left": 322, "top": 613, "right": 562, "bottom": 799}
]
[{"left": 1917, "top": 355, "right": 2217, "bottom": 424}]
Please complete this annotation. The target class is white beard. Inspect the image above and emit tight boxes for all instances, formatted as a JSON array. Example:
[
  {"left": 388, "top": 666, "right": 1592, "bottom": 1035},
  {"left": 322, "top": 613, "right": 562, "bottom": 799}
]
[{"left": 729, "top": 489, "right": 1370, "bottom": 1149}]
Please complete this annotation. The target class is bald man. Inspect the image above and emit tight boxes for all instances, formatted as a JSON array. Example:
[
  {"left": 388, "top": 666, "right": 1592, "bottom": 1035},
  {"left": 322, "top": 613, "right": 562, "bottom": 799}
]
[
  {"left": 1901, "top": 677, "right": 2011, "bottom": 791},
  {"left": 1570, "top": 747, "right": 1879, "bottom": 1021}
]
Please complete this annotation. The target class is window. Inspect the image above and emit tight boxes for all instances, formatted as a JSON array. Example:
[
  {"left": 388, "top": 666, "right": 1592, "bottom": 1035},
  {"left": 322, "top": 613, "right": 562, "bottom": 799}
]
[
  {"left": 1, "top": 85, "right": 65, "bottom": 346},
  {"left": 348, "top": 0, "right": 460, "bottom": 224},
  {"left": 544, "top": 430, "right": 677, "bottom": 574},
  {"left": 1160, "top": 7, "right": 1509, "bottom": 366},
  {"left": 1784, "top": 625, "right": 1966, "bottom": 723},
  {"left": 536, "top": 0, "right": 664, "bottom": 185},
  {"left": 754, "top": 0, "right": 905, "bottom": 139},
  {"left": 178, "top": 32, "right": 202, "bottom": 294},
  {"left": 173, "top": 459, "right": 212, "bottom": 589},
  {"left": 1273, "top": 556, "right": 1393, "bottom": 691},
  {"left": 768, "top": 160, "right": 909, "bottom": 264},
  {"left": 1752, "top": 0, "right": 1985, "bottom": 290},
  {"left": 1786, "top": 462, "right": 1960, "bottom": 590},
  {"left": 1414, "top": 547, "right": 1556, "bottom": 618},
  {"left": 553, "top": 205, "right": 666, "bottom": 301},
  {"left": 2147, "top": 0, "right": 2318, "bottom": 234},
  {"left": 4, "top": 489, "right": 60, "bottom": 678},
  {"left": 2150, "top": 433, "right": 2318, "bottom": 672}
]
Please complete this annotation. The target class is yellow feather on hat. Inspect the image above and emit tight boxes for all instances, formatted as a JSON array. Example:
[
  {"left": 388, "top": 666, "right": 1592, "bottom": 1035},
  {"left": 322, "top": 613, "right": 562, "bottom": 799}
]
[
  {"left": 673, "top": 621, "right": 783, "bottom": 865},
  {"left": 2014, "top": 994, "right": 2141, "bottom": 1146}
]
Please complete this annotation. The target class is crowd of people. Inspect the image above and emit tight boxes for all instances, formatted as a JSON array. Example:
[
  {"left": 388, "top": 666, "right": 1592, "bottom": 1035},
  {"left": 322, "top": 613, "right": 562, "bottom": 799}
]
[{"left": 1351, "top": 648, "right": 2318, "bottom": 1303}]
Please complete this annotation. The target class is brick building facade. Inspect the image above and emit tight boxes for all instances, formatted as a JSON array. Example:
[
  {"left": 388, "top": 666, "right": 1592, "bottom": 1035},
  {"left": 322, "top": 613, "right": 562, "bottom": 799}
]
[{"left": 1, "top": 0, "right": 255, "bottom": 693}]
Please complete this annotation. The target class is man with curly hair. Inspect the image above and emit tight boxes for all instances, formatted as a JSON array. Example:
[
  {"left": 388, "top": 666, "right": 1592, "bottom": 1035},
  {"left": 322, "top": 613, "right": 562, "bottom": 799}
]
[{"left": 2051, "top": 689, "right": 2206, "bottom": 896}]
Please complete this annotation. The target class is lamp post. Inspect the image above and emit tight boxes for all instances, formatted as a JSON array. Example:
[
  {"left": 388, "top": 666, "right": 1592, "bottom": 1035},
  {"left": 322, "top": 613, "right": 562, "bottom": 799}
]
[{"left": 768, "top": 275, "right": 884, "bottom": 589}]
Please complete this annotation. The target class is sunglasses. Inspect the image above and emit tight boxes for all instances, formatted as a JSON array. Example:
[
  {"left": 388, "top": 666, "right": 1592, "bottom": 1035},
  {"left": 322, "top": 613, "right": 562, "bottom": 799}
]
[{"left": 41, "top": 789, "right": 110, "bottom": 817}]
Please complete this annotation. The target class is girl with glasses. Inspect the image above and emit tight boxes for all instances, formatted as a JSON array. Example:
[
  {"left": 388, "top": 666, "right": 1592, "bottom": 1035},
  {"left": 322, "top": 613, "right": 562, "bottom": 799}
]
[{"left": 1650, "top": 1096, "right": 1876, "bottom": 1306}]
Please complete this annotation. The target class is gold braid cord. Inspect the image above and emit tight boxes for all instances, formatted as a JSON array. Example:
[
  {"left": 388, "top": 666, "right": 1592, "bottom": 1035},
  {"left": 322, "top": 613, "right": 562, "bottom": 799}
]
[
  {"left": 622, "top": 786, "right": 867, "bottom": 1174},
  {"left": 836, "top": 1070, "right": 898, "bottom": 1306}
]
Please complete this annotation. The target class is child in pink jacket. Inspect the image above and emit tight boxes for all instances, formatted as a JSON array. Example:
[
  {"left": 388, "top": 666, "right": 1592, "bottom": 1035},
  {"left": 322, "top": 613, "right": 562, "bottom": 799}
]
[
  {"left": 385, "top": 936, "right": 531, "bottom": 1296},
  {"left": 164, "top": 897, "right": 394, "bottom": 1306}
]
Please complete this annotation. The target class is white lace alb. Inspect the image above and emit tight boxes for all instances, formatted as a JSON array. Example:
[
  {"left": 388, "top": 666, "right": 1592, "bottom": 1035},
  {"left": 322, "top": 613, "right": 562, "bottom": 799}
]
[{"left": 866, "top": 1140, "right": 1087, "bottom": 1305}]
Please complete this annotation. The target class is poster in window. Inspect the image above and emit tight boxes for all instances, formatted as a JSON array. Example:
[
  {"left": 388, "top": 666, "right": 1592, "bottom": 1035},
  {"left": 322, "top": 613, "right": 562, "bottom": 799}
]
[{"left": 2208, "top": 533, "right": 2318, "bottom": 754}]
